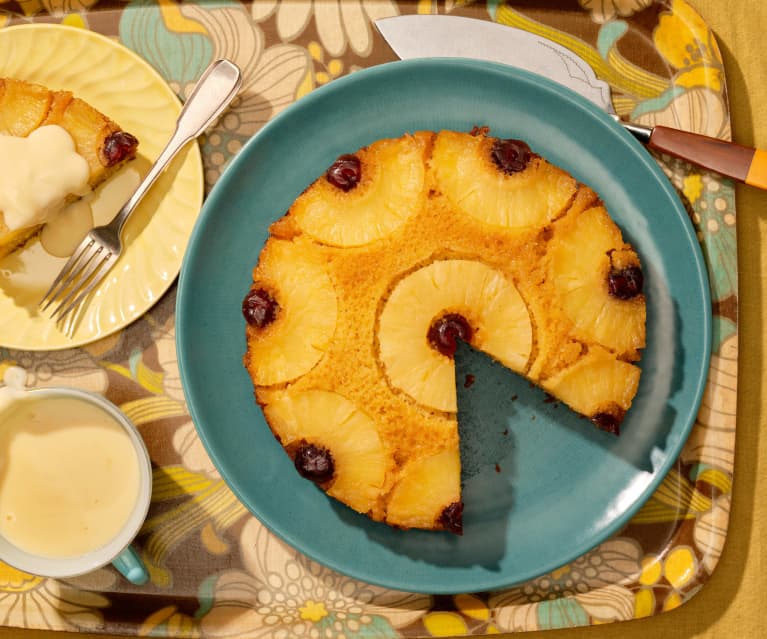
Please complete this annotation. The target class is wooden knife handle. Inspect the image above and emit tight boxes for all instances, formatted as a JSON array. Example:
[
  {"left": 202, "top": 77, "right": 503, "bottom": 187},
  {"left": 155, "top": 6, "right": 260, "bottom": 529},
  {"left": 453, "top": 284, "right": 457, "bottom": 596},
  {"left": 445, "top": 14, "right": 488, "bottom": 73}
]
[{"left": 648, "top": 125, "right": 767, "bottom": 191}]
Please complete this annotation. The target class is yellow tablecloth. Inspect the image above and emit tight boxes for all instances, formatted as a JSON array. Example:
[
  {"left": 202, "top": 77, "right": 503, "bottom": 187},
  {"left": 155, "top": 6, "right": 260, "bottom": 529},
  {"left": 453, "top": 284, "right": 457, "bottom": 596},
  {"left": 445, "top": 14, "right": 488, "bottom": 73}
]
[{"left": 1, "top": 0, "right": 765, "bottom": 637}]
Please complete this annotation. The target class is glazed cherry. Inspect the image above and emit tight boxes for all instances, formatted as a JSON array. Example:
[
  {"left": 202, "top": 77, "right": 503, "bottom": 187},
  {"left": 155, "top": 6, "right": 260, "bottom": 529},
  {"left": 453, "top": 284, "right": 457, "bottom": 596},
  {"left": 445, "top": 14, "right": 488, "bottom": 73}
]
[
  {"left": 439, "top": 501, "right": 464, "bottom": 535},
  {"left": 607, "top": 265, "right": 644, "bottom": 300},
  {"left": 102, "top": 131, "right": 139, "bottom": 167},
  {"left": 294, "top": 443, "right": 335, "bottom": 483},
  {"left": 242, "top": 288, "right": 278, "bottom": 328},
  {"left": 491, "top": 138, "right": 532, "bottom": 174},
  {"left": 428, "top": 314, "right": 473, "bottom": 357},
  {"left": 326, "top": 154, "right": 362, "bottom": 191},
  {"left": 591, "top": 412, "right": 621, "bottom": 436}
]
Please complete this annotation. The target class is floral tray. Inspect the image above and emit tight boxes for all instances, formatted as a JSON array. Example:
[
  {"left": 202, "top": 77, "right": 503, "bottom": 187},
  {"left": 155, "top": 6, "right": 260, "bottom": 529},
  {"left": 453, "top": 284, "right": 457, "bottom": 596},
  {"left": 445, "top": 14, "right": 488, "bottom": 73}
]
[{"left": 0, "top": 0, "right": 737, "bottom": 636}]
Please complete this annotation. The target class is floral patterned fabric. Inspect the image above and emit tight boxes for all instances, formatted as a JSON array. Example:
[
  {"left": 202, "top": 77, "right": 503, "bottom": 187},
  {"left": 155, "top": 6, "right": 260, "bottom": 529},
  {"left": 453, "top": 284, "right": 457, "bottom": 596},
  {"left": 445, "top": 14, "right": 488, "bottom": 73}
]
[{"left": 0, "top": 1, "right": 736, "bottom": 636}]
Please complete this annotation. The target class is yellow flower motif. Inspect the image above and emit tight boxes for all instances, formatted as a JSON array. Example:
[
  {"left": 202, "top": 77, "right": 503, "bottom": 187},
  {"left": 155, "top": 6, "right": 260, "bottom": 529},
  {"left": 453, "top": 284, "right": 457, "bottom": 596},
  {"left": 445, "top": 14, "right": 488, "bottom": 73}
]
[
  {"left": 664, "top": 547, "right": 696, "bottom": 589},
  {"left": 306, "top": 40, "right": 344, "bottom": 86},
  {"left": 454, "top": 593, "right": 490, "bottom": 620},
  {"left": 654, "top": 0, "right": 723, "bottom": 91},
  {"left": 139, "top": 605, "right": 200, "bottom": 638},
  {"left": 0, "top": 563, "right": 44, "bottom": 593},
  {"left": 308, "top": 41, "right": 324, "bottom": 63},
  {"left": 0, "top": 561, "right": 111, "bottom": 630},
  {"left": 158, "top": 0, "right": 207, "bottom": 34},
  {"left": 299, "top": 600, "right": 329, "bottom": 622},
  {"left": 634, "top": 588, "right": 654, "bottom": 618},
  {"left": 638, "top": 554, "right": 662, "bottom": 586},
  {"left": 423, "top": 611, "right": 469, "bottom": 636},
  {"left": 328, "top": 59, "right": 343, "bottom": 77},
  {"left": 682, "top": 174, "right": 704, "bottom": 203},
  {"left": 634, "top": 545, "right": 699, "bottom": 618},
  {"left": 664, "top": 591, "right": 683, "bottom": 611},
  {"left": 61, "top": 12, "right": 86, "bottom": 28}
]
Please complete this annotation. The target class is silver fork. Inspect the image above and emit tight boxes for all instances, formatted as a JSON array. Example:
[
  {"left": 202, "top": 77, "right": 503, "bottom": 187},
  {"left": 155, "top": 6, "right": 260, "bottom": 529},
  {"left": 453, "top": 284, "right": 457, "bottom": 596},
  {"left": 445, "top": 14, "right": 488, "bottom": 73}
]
[{"left": 40, "top": 58, "right": 242, "bottom": 325}]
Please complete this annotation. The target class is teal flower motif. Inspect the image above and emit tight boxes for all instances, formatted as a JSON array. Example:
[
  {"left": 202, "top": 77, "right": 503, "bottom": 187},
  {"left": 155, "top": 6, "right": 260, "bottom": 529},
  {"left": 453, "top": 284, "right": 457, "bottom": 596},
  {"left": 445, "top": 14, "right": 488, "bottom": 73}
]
[
  {"left": 653, "top": 155, "right": 737, "bottom": 352},
  {"left": 695, "top": 174, "right": 737, "bottom": 300},
  {"left": 491, "top": 539, "right": 640, "bottom": 631},
  {"left": 537, "top": 597, "right": 590, "bottom": 628},
  {"left": 119, "top": 0, "right": 214, "bottom": 91},
  {"left": 118, "top": 0, "right": 311, "bottom": 191}
]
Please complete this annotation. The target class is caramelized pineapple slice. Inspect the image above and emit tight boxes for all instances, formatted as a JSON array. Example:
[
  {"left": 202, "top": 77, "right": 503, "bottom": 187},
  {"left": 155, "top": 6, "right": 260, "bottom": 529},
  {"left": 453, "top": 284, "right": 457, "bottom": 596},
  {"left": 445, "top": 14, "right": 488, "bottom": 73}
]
[
  {"left": 0, "top": 78, "right": 52, "bottom": 136},
  {"left": 378, "top": 259, "right": 532, "bottom": 412},
  {"left": 386, "top": 447, "right": 462, "bottom": 533},
  {"left": 243, "top": 238, "right": 338, "bottom": 386},
  {"left": 546, "top": 204, "right": 645, "bottom": 359},
  {"left": 263, "top": 389, "right": 394, "bottom": 516},
  {"left": 542, "top": 345, "right": 641, "bottom": 434},
  {"left": 431, "top": 130, "right": 577, "bottom": 230},
  {"left": 288, "top": 133, "right": 429, "bottom": 247}
]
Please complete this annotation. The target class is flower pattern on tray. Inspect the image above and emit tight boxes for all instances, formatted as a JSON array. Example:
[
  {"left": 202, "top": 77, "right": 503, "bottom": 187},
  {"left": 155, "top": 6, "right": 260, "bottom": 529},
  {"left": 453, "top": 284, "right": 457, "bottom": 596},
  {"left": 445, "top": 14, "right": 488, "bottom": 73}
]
[{"left": 0, "top": 0, "right": 736, "bottom": 635}]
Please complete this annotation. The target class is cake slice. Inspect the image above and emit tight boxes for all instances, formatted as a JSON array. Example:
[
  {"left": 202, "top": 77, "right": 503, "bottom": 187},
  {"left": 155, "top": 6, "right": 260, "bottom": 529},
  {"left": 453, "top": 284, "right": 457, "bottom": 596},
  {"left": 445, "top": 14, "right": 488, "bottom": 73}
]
[{"left": 0, "top": 78, "right": 139, "bottom": 259}]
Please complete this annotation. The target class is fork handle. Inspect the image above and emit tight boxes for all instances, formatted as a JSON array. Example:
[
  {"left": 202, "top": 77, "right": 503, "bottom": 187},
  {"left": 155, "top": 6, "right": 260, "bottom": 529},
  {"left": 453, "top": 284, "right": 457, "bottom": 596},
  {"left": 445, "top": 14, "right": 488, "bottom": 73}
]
[{"left": 110, "top": 59, "right": 242, "bottom": 236}]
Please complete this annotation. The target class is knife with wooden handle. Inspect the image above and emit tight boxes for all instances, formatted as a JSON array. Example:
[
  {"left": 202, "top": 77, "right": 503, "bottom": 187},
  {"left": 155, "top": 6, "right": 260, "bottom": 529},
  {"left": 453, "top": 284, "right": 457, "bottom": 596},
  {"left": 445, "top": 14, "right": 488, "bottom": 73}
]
[
  {"left": 376, "top": 15, "right": 767, "bottom": 191},
  {"left": 624, "top": 121, "right": 767, "bottom": 190}
]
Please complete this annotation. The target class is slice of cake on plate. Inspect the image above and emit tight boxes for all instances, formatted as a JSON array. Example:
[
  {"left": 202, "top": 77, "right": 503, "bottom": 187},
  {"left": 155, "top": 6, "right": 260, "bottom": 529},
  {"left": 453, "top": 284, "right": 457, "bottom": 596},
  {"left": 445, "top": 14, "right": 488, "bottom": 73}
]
[{"left": 0, "top": 78, "right": 138, "bottom": 259}]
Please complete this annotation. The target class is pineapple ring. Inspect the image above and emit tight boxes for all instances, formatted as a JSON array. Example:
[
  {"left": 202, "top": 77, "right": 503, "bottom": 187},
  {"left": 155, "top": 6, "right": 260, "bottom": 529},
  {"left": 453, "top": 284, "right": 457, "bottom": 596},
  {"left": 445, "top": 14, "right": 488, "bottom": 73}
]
[
  {"left": 378, "top": 259, "right": 533, "bottom": 413},
  {"left": 263, "top": 389, "right": 394, "bottom": 515},
  {"left": 244, "top": 239, "right": 338, "bottom": 386},
  {"left": 541, "top": 345, "right": 641, "bottom": 418},
  {"left": 289, "top": 134, "right": 428, "bottom": 247},
  {"left": 546, "top": 205, "right": 645, "bottom": 358},
  {"left": 431, "top": 130, "right": 577, "bottom": 229},
  {"left": 386, "top": 447, "right": 461, "bottom": 531}
]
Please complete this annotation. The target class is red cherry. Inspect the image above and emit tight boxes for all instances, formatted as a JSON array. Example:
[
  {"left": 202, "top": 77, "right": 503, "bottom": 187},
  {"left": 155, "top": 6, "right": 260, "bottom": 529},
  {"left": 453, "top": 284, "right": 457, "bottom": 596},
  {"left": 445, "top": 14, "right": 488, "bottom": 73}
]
[
  {"left": 326, "top": 154, "right": 362, "bottom": 191},
  {"left": 491, "top": 138, "right": 532, "bottom": 174},
  {"left": 427, "top": 314, "right": 473, "bottom": 357}
]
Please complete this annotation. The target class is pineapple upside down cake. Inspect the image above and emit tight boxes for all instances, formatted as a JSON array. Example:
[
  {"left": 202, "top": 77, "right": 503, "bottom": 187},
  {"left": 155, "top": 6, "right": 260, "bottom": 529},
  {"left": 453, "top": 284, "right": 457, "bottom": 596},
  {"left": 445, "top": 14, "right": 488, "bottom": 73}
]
[
  {"left": 0, "top": 78, "right": 138, "bottom": 259},
  {"left": 242, "top": 129, "right": 646, "bottom": 534}
]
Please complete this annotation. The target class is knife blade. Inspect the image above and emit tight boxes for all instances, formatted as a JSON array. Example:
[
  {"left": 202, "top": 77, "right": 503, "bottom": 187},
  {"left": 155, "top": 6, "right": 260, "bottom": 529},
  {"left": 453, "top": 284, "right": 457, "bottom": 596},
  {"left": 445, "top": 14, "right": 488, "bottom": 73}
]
[{"left": 376, "top": 14, "right": 767, "bottom": 191}]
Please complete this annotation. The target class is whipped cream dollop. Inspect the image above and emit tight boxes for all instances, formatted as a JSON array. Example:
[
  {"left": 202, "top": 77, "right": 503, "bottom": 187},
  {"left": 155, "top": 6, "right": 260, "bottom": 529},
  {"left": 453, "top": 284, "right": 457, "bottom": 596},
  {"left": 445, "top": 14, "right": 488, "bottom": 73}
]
[{"left": 0, "top": 125, "right": 90, "bottom": 231}]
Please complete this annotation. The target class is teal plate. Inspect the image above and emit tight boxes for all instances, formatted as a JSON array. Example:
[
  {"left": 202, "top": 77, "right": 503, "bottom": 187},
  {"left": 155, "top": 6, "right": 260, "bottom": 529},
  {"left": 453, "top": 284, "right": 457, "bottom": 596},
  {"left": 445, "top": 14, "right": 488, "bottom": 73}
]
[{"left": 176, "top": 59, "right": 711, "bottom": 594}]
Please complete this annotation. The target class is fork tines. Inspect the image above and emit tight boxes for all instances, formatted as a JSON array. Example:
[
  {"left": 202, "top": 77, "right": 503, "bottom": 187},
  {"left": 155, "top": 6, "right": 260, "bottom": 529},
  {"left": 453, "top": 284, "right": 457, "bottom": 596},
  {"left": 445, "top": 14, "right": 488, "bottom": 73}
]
[{"left": 40, "top": 236, "right": 114, "bottom": 324}]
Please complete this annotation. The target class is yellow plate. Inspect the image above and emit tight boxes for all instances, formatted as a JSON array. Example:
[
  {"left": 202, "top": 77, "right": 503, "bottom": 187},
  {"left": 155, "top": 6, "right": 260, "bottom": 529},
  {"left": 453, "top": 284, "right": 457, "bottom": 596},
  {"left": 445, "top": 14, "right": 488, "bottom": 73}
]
[{"left": 0, "top": 24, "right": 204, "bottom": 350}]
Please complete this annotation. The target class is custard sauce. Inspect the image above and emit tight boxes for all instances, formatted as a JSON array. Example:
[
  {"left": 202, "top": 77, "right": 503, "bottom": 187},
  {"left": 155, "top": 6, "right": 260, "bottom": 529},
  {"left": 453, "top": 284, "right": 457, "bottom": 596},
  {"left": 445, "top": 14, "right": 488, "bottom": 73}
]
[{"left": 0, "top": 395, "right": 140, "bottom": 558}]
